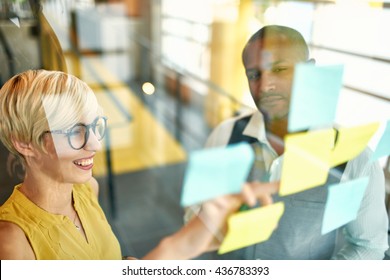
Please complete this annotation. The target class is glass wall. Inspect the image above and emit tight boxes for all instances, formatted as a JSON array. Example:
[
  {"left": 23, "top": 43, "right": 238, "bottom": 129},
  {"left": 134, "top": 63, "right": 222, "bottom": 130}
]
[{"left": 0, "top": 0, "right": 389, "bottom": 260}]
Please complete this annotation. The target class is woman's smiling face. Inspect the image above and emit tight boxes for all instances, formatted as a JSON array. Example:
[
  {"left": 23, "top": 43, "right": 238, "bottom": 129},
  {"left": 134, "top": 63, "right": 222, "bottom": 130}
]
[{"left": 39, "top": 91, "right": 103, "bottom": 185}]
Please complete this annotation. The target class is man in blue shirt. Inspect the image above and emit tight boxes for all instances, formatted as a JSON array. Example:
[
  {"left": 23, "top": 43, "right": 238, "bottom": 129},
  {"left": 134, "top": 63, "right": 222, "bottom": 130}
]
[{"left": 186, "top": 25, "right": 389, "bottom": 259}]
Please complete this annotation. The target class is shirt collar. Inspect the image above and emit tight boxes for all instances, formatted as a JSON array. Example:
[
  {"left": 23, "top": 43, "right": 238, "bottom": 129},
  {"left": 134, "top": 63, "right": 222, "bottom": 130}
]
[
  {"left": 242, "top": 110, "right": 268, "bottom": 143},
  {"left": 241, "top": 110, "right": 281, "bottom": 165}
]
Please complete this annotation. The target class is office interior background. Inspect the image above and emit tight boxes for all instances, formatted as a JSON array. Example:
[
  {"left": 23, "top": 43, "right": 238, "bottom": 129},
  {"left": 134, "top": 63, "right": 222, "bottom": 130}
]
[{"left": 0, "top": 0, "right": 389, "bottom": 259}]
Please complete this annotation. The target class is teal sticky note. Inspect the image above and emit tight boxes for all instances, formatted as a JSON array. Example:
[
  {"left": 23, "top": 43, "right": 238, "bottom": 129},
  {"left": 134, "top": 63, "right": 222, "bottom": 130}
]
[
  {"left": 372, "top": 119, "right": 390, "bottom": 161},
  {"left": 321, "top": 177, "right": 369, "bottom": 235},
  {"left": 180, "top": 142, "right": 255, "bottom": 207},
  {"left": 288, "top": 63, "right": 344, "bottom": 132}
]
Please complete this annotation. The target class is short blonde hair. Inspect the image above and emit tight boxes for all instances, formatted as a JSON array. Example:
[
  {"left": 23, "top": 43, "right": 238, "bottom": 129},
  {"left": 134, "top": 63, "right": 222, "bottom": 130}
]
[{"left": 0, "top": 69, "right": 100, "bottom": 161}]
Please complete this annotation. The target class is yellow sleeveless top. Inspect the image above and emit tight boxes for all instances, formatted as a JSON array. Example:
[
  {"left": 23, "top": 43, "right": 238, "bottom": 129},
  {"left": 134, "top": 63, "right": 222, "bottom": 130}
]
[{"left": 0, "top": 183, "right": 122, "bottom": 259}]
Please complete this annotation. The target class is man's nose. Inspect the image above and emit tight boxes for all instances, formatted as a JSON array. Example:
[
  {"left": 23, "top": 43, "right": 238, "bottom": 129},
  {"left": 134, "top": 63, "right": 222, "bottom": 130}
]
[{"left": 261, "top": 73, "right": 276, "bottom": 92}]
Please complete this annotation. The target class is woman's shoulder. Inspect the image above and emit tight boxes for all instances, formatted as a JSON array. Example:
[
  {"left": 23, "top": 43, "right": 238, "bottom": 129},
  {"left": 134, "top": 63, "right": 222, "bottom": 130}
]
[{"left": 0, "top": 221, "right": 35, "bottom": 259}]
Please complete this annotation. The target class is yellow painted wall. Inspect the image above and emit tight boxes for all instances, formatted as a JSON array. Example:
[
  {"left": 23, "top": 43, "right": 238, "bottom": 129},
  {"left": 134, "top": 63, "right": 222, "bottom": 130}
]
[{"left": 205, "top": 0, "right": 253, "bottom": 127}]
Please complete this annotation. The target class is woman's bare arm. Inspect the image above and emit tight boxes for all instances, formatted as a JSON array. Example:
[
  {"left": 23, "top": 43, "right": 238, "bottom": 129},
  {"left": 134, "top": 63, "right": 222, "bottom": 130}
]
[
  {"left": 0, "top": 221, "right": 35, "bottom": 260},
  {"left": 142, "top": 182, "right": 279, "bottom": 260}
]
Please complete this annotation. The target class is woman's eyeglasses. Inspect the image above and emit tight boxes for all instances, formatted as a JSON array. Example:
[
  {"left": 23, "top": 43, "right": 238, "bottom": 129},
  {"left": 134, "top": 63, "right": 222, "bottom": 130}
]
[{"left": 45, "top": 116, "right": 108, "bottom": 150}]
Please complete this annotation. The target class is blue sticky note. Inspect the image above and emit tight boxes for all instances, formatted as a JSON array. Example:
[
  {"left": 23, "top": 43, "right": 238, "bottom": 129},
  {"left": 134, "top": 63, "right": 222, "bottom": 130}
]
[
  {"left": 180, "top": 143, "right": 255, "bottom": 207},
  {"left": 372, "top": 119, "right": 390, "bottom": 161},
  {"left": 321, "top": 177, "right": 369, "bottom": 235},
  {"left": 288, "top": 63, "right": 344, "bottom": 132}
]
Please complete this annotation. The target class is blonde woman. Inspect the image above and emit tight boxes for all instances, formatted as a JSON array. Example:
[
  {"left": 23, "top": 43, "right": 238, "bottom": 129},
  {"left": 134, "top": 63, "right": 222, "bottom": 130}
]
[{"left": 0, "top": 70, "right": 277, "bottom": 260}]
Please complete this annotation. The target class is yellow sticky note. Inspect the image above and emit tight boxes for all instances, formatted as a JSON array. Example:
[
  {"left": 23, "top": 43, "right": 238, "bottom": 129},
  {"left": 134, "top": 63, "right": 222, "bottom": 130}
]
[
  {"left": 218, "top": 202, "right": 284, "bottom": 254},
  {"left": 330, "top": 122, "right": 379, "bottom": 167},
  {"left": 279, "top": 129, "right": 335, "bottom": 196}
]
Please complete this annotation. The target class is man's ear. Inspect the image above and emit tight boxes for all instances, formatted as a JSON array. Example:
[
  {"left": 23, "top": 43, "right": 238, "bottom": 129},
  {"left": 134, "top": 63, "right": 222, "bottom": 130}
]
[{"left": 12, "top": 139, "right": 36, "bottom": 157}]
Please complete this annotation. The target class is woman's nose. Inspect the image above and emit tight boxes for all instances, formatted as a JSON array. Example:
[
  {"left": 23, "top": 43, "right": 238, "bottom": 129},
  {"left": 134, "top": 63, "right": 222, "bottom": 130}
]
[{"left": 84, "top": 129, "right": 102, "bottom": 151}]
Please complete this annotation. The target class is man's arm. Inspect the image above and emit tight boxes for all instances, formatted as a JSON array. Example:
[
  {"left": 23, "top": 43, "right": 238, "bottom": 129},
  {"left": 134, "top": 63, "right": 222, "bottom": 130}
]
[{"left": 333, "top": 150, "right": 389, "bottom": 259}]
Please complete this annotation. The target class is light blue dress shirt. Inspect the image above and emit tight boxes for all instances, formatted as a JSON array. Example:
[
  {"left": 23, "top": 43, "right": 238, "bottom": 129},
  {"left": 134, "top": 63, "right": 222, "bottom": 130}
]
[{"left": 187, "top": 110, "right": 389, "bottom": 259}]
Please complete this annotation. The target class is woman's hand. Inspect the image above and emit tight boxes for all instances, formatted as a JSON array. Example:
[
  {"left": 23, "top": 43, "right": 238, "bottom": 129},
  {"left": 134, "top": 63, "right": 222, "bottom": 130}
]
[
  {"left": 142, "top": 181, "right": 279, "bottom": 260},
  {"left": 197, "top": 181, "right": 279, "bottom": 252}
]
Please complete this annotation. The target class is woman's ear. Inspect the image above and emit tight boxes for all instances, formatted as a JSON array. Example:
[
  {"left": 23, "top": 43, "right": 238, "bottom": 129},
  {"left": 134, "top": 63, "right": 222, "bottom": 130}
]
[{"left": 12, "top": 139, "right": 36, "bottom": 158}]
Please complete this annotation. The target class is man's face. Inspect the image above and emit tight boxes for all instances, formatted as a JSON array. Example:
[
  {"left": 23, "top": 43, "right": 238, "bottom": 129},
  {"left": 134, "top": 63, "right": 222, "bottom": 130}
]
[{"left": 243, "top": 36, "right": 305, "bottom": 123}]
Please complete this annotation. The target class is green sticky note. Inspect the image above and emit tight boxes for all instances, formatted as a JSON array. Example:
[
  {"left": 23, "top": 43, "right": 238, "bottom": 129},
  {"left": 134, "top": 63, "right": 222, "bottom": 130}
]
[
  {"left": 372, "top": 120, "right": 390, "bottom": 161},
  {"left": 180, "top": 142, "right": 254, "bottom": 207},
  {"left": 321, "top": 177, "right": 369, "bottom": 235},
  {"left": 288, "top": 63, "right": 344, "bottom": 132}
]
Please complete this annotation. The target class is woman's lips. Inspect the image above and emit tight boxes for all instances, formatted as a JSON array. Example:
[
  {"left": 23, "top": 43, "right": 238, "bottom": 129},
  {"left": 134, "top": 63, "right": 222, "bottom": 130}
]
[{"left": 73, "top": 157, "right": 94, "bottom": 170}]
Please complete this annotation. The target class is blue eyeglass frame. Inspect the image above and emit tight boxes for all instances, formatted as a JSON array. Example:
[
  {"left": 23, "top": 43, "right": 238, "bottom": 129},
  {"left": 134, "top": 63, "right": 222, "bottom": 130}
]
[{"left": 45, "top": 116, "right": 108, "bottom": 150}]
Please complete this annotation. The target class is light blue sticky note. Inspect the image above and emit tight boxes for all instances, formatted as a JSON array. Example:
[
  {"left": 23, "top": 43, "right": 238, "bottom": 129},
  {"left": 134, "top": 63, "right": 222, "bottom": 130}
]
[
  {"left": 372, "top": 119, "right": 390, "bottom": 161},
  {"left": 321, "top": 177, "right": 369, "bottom": 235},
  {"left": 180, "top": 142, "right": 255, "bottom": 207},
  {"left": 288, "top": 63, "right": 344, "bottom": 132}
]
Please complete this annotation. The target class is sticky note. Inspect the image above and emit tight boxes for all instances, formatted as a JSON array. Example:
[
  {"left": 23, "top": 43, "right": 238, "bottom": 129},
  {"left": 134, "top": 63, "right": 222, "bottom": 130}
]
[
  {"left": 10, "top": 17, "right": 20, "bottom": 28},
  {"left": 288, "top": 63, "right": 344, "bottom": 132},
  {"left": 321, "top": 177, "right": 369, "bottom": 234},
  {"left": 372, "top": 120, "right": 390, "bottom": 161},
  {"left": 279, "top": 129, "right": 335, "bottom": 196},
  {"left": 218, "top": 202, "right": 284, "bottom": 254},
  {"left": 180, "top": 142, "right": 254, "bottom": 207},
  {"left": 331, "top": 122, "right": 379, "bottom": 167}
]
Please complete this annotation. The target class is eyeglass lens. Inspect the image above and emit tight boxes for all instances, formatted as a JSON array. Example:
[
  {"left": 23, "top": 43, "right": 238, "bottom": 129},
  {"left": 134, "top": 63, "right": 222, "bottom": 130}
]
[{"left": 68, "top": 117, "right": 106, "bottom": 149}]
